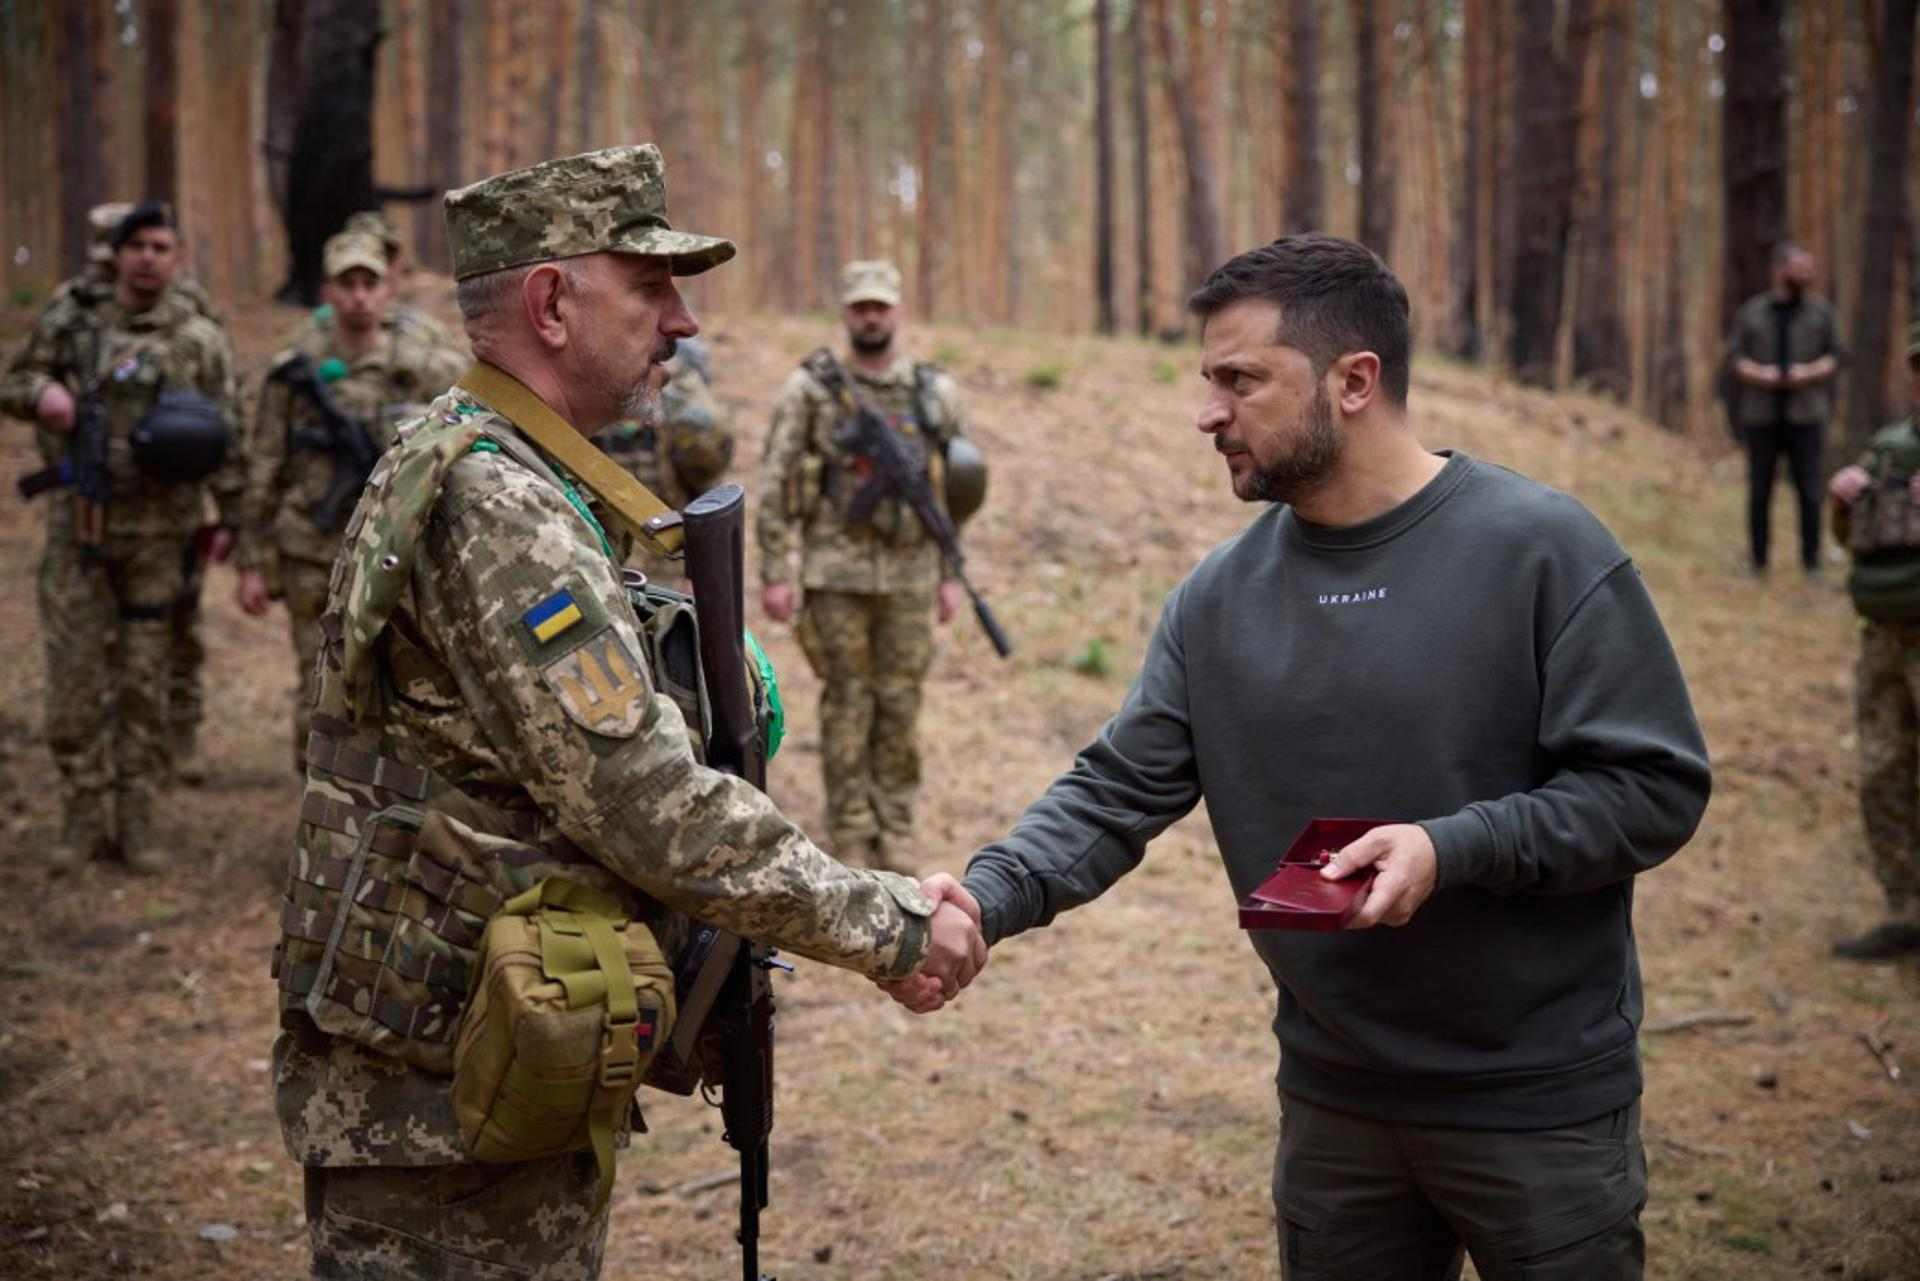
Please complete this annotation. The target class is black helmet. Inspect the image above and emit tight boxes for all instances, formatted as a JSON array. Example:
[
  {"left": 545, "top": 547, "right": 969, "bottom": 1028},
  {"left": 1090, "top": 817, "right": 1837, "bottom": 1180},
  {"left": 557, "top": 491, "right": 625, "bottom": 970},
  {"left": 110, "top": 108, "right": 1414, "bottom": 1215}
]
[
  {"left": 944, "top": 435, "right": 987, "bottom": 526},
  {"left": 131, "top": 389, "right": 229, "bottom": 483}
]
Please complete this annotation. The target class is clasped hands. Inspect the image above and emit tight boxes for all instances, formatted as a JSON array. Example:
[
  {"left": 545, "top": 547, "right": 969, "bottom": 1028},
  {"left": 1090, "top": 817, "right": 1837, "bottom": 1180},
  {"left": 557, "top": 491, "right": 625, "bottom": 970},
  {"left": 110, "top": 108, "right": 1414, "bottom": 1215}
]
[{"left": 878, "top": 873, "right": 987, "bottom": 1014}]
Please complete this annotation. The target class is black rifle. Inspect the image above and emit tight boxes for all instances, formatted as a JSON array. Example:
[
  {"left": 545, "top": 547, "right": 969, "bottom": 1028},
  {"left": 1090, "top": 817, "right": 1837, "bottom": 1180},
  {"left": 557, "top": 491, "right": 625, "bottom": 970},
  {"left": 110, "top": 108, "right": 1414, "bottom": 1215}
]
[
  {"left": 802, "top": 350, "right": 1014, "bottom": 658},
  {"left": 681, "top": 482, "right": 781, "bottom": 1281},
  {"left": 273, "top": 353, "right": 380, "bottom": 533},
  {"left": 17, "top": 325, "right": 111, "bottom": 553}
]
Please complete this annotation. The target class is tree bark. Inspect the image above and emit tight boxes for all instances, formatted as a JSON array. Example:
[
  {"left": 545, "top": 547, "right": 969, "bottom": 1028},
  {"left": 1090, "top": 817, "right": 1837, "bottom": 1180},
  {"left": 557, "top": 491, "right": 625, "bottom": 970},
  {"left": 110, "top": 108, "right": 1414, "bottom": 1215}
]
[
  {"left": 914, "top": 0, "right": 950, "bottom": 318},
  {"left": 145, "top": 0, "right": 179, "bottom": 207},
  {"left": 1720, "top": 0, "right": 1787, "bottom": 331},
  {"left": 1283, "top": 0, "right": 1323, "bottom": 232},
  {"left": 416, "top": 0, "right": 462, "bottom": 271},
  {"left": 59, "top": 0, "right": 106, "bottom": 275},
  {"left": 1131, "top": 0, "right": 1153, "bottom": 334},
  {"left": 1571, "top": 0, "right": 1630, "bottom": 394},
  {"left": 281, "top": 0, "right": 384, "bottom": 303},
  {"left": 812, "top": 1, "right": 839, "bottom": 309},
  {"left": 1153, "top": 0, "right": 1225, "bottom": 298},
  {"left": 1507, "top": 0, "right": 1585, "bottom": 385},
  {"left": 266, "top": 0, "right": 308, "bottom": 222},
  {"left": 1352, "top": 0, "right": 1392, "bottom": 257},
  {"left": 740, "top": 0, "right": 771, "bottom": 311},
  {"left": 1846, "top": 0, "right": 1919, "bottom": 455},
  {"left": 1094, "top": 0, "right": 1117, "bottom": 334}
]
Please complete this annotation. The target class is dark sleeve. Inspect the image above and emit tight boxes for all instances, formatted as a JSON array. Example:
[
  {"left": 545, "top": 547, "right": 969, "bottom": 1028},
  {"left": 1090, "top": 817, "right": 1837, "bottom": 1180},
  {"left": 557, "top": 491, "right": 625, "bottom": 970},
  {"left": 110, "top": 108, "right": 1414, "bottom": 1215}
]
[
  {"left": 963, "top": 584, "right": 1203, "bottom": 944},
  {"left": 1420, "top": 561, "right": 1711, "bottom": 895},
  {"left": 1823, "top": 301, "right": 1847, "bottom": 364}
]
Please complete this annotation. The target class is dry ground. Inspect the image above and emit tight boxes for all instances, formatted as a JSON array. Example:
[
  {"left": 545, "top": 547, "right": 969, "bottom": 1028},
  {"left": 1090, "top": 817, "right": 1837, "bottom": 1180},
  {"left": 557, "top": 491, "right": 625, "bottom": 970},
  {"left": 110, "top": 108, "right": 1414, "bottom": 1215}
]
[{"left": 0, "top": 286, "right": 1915, "bottom": 1281}]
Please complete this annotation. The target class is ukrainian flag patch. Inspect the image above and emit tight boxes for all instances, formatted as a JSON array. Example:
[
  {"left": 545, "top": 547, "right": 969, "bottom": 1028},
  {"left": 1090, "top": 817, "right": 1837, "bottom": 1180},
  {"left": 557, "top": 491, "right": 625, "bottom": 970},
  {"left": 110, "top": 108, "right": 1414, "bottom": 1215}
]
[{"left": 523, "top": 590, "right": 584, "bottom": 644}]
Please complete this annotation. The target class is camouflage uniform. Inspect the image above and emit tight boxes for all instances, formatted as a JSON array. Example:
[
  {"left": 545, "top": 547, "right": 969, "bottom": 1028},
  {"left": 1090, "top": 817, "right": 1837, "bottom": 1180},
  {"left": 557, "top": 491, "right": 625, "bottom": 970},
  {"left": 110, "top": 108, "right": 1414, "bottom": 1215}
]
[
  {"left": 241, "top": 233, "right": 467, "bottom": 773},
  {"left": 273, "top": 146, "right": 934, "bottom": 1281},
  {"left": 0, "top": 281, "right": 242, "bottom": 867},
  {"left": 1838, "top": 403, "right": 1920, "bottom": 932},
  {"left": 757, "top": 264, "right": 971, "bottom": 866},
  {"left": 598, "top": 337, "right": 734, "bottom": 581}
]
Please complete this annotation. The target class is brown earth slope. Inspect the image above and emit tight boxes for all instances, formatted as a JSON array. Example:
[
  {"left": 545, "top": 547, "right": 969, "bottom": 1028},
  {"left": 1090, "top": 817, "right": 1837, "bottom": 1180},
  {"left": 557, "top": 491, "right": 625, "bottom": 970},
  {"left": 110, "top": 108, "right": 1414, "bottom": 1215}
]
[{"left": 0, "top": 293, "right": 1915, "bottom": 1281}]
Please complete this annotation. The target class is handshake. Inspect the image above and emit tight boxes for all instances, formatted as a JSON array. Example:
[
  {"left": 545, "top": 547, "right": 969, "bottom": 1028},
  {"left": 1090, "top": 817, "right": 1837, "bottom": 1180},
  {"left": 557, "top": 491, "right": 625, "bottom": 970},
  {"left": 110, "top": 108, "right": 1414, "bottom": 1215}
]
[{"left": 878, "top": 873, "right": 988, "bottom": 1014}]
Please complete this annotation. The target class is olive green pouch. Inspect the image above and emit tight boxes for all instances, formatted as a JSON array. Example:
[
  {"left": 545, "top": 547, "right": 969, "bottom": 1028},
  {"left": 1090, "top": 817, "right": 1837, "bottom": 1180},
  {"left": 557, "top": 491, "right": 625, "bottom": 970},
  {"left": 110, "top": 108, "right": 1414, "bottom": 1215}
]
[{"left": 452, "top": 877, "right": 676, "bottom": 1209}]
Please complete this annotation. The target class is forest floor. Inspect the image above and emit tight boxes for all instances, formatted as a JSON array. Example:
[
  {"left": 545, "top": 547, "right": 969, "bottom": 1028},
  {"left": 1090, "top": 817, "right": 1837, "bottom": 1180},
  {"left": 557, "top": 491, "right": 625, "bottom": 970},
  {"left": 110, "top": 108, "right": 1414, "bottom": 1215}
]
[{"left": 0, "top": 282, "right": 1915, "bottom": 1281}]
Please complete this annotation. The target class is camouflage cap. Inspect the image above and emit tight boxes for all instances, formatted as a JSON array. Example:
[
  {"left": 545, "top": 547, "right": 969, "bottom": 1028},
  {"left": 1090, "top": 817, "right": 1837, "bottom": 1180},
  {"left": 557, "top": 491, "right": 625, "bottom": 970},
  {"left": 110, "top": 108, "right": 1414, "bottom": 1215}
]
[
  {"left": 344, "top": 210, "right": 403, "bottom": 261},
  {"left": 88, "top": 202, "right": 135, "bottom": 263},
  {"left": 324, "top": 230, "right": 389, "bottom": 280},
  {"left": 842, "top": 259, "right": 902, "bottom": 307},
  {"left": 443, "top": 144, "right": 734, "bottom": 281}
]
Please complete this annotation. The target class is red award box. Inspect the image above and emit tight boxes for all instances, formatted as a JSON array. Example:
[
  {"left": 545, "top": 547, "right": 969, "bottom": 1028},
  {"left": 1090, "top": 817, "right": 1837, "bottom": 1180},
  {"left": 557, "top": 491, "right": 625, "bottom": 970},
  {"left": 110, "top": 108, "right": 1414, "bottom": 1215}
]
[{"left": 1237, "top": 817, "right": 1388, "bottom": 932}]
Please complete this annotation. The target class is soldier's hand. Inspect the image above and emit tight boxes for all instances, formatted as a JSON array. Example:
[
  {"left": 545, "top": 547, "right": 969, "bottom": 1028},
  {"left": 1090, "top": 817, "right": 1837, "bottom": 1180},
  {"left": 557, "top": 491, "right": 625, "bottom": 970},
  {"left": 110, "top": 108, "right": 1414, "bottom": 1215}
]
[
  {"left": 1325, "top": 823, "right": 1438, "bottom": 929},
  {"left": 35, "top": 383, "right": 75, "bottom": 432},
  {"left": 919, "top": 899, "right": 988, "bottom": 999},
  {"left": 935, "top": 579, "right": 963, "bottom": 625},
  {"left": 1829, "top": 464, "right": 1870, "bottom": 504},
  {"left": 236, "top": 568, "right": 273, "bottom": 617},
  {"left": 205, "top": 526, "right": 236, "bottom": 564},
  {"left": 763, "top": 582, "right": 797, "bottom": 622},
  {"left": 876, "top": 874, "right": 986, "bottom": 1014}
]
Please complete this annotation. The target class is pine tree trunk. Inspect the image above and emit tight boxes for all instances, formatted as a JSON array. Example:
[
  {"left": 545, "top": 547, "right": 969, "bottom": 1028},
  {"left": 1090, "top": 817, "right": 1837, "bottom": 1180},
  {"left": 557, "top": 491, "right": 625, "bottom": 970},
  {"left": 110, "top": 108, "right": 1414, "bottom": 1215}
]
[
  {"left": 1720, "top": 0, "right": 1787, "bottom": 330},
  {"left": 812, "top": 1, "right": 838, "bottom": 310},
  {"left": 1094, "top": 0, "right": 1117, "bottom": 334},
  {"left": 59, "top": 0, "right": 107, "bottom": 275},
  {"left": 1283, "top": 0, "right": 1323, "bottom": 232},
  {"left": 740, "top": 2, "right": 770, "bottom": 311},
  {"left": 1846, "top": 0, "right": 1920, "bottom": 455},
  {"left": 1506, "top": 0, "right": 1585, "bottom": 385},
  {"left": 1131, "top": 0, "right": 1153, "bottom": 334},
  {"left": 1571, "top": 0, "right": 1630, "bottom": 394},
  {"left": 281, "top": 0, "right": 384, "bottom": 303},
  {"left": 416, "top": 0, "right": 462, "bottom": 271},
  {"left": 145, "top": 0, "right": 179, "bottom": 207},
  {"left": 1352, "top": 0, "right": 1392, "bottom": 257},
  {"left": 1153, "top": 0, "right": 1224, "bottom": 297}
]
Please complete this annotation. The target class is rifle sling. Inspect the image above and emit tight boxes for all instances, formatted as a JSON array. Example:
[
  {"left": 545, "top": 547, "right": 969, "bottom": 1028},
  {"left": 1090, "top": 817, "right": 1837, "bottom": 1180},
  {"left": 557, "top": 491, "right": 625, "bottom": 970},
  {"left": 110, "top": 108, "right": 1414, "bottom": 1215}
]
[{"left": 457, "top": 363, "right": 685, "bottom": 558}]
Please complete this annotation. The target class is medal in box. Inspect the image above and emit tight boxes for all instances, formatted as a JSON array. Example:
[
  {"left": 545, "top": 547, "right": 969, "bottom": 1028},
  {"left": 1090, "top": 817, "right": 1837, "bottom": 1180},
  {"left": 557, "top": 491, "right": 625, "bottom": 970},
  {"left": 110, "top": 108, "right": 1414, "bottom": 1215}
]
[{"left": 1238, "top": 817, "right": 1387, "bottom": 932}]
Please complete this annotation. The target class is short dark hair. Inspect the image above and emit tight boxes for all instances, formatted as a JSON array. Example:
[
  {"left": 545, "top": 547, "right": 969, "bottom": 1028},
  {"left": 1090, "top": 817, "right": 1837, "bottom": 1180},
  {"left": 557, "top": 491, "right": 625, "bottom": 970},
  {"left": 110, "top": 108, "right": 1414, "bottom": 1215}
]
[
  {"left": 1187, "top": 234, "right": 1412, "bottom": 404},
  {"left": 111, "top": 202, "right": 176, "bottom": 251},
  {"left": 1771, "top": 240, "right": 1807, "bottom": 268}
]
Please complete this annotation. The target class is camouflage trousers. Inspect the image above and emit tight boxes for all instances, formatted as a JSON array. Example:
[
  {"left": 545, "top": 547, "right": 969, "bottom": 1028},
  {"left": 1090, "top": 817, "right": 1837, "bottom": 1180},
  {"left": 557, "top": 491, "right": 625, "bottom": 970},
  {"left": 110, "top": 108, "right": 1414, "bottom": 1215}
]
[
  {"left": 171, "top": 534, "right": 206, "bottom": 747},
  {"left": 284, "top": 556, "right": 333, "bottom": 774},
  {"left": 1856, "top": 619, "right": 1920, "bottom": 918},
  {"left": 796, "top": 588, "right": 934, "bottom": 864},
  {"left": 304, "top": 1153, "right": 609, "bottom": 1280},
  {"left": 37, "top": 514, "right": 187, "bottom": 844}
]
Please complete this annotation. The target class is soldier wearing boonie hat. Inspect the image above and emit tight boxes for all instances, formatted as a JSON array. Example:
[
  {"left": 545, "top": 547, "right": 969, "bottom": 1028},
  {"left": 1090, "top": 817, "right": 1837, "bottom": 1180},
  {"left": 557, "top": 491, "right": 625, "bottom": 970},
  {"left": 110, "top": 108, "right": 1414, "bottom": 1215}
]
[
  {"left": 275, "top": 144, "right": 978, "bottom": 1281},
  {"left": 756, "top": 256, "right": 985, "bottom": 872}
]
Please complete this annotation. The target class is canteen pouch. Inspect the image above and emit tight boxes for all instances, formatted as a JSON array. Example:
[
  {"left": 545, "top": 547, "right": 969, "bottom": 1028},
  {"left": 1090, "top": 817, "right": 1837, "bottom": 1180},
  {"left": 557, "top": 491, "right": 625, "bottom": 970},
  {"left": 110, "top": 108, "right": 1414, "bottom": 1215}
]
[{"left": 453, "top": 877, "right": 676, "bottom": 1210}]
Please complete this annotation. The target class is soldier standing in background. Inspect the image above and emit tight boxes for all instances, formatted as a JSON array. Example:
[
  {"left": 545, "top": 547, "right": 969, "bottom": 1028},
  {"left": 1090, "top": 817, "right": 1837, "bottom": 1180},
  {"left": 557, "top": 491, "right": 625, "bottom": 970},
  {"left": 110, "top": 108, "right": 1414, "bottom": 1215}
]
[
  {"left": 597, "top": 334, "right": 734, "bottom": 582},
  {"left": 0, "top": 203, "right": 243, "bottom": 872},
  {"left": 271, "top": 145, "right": 983, "bottom": 1279},
  {"left": 235, "top": 228, "right": 467, "bottom": 773},
  {"left": 1827, "top": 325, "right": 1920, "bottom": 961},
  {"left": 757, "top": 260, "right": 977, "bottom": 870}
]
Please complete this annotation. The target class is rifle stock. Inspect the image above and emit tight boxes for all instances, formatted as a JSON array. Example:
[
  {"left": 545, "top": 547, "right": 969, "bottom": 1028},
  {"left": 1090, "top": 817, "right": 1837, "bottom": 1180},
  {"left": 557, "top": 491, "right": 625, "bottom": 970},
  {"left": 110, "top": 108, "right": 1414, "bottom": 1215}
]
[
  {"left": 680, "top": 483, "right": 778, "bottom": 1281},
  {"left": 274, "top": 354, "right": 380, "bottom": 533}
]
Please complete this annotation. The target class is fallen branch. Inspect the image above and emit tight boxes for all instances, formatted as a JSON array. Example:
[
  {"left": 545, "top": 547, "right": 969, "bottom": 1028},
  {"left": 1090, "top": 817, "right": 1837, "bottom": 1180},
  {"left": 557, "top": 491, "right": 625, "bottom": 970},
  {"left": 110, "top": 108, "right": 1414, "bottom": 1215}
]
[
  {"left": 1643, "top": 1011, "right": 1754, "bottom": 1035},
  {"left": 1859, "top": 1019, "right": 1902, "bottom": 1083},
  {"left": 674, "top": 1170, "right": 737, "bottom": 1198}
]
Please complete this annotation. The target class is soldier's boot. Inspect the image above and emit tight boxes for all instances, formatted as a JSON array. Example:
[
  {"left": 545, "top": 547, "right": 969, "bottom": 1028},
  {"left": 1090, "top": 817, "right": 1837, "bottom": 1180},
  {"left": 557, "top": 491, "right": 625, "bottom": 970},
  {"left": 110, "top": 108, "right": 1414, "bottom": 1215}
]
[
  {"left": 114, "top": 790, "right": 170, "bottom": 876},
  {"left": 48, "top": 803, "right": 109, "bottom": 871},
  {"left": 1831, "top": 919, "right": 1920, "bottom": 962},
  {"left": 168, "top": 727, "right": 209, "bottom": 789}
]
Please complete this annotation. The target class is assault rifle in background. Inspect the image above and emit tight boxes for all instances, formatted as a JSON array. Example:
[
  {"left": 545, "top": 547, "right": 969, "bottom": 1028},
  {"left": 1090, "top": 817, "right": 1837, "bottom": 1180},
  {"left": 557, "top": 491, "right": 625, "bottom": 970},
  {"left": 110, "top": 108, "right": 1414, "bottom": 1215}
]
[
  {"left": 675, "top": 482, "right": 785, "bottom": 1281},
  {"left": 802, "top": 349, "right": 1014, "bottom": 659},
  {"left": 272, "top": 353, "right": 379, "bottom": 533},
  {"left": 17, "top": 384, "right": 111, "bottom": 554}
]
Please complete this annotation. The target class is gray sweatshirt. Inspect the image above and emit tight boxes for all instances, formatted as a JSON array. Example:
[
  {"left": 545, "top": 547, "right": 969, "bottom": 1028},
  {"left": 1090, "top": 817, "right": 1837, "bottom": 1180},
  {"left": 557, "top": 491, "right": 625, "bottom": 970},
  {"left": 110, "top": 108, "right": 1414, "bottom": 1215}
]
[{"left": 964, "top": 453, "right": 1710, "bottom": 1129}]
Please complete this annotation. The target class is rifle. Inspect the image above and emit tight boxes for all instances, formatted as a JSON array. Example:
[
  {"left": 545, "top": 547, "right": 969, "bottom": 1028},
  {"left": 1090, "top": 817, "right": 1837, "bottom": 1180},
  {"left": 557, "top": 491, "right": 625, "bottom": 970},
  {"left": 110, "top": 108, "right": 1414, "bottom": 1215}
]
[
  {"left": 680, "top": 482, "right": 783, "bottom": 1281},
  {"left": 802, "top": 350, "right": 1014, "bottom": 658},
  {"left": 273, "top": 353, "right": 380, "bottom": 533},
  {"left": 17, "top": 327, "right": 111, "bottom": 554}
]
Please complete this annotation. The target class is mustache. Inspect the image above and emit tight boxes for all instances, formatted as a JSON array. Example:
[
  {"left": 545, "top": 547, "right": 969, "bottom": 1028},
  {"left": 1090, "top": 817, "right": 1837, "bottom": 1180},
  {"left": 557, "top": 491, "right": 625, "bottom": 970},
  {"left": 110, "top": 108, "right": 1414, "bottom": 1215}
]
[{"left": 652, "top": 339, "right": 678, "bottom": 365}]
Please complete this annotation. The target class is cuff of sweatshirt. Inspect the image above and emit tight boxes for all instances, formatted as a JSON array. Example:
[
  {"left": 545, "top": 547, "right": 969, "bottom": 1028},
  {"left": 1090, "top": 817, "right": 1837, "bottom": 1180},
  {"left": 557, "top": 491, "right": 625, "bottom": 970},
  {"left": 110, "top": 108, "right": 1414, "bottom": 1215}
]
[
  {"left": 960, "top": 865, "right": 1016, "bottom": 948},
  {"left": 1421, "top": 808, "right": 1498, "bottom": 892}
]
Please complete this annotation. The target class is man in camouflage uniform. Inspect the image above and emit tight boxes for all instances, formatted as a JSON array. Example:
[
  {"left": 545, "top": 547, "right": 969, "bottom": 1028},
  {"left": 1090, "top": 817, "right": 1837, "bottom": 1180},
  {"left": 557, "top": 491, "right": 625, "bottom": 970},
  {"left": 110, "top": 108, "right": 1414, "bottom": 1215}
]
[
  {"left": 757, "top": 260, "right": 974, "bottom": 869},
  {"left": 236, "top": 229, "right": 467, "bottom": 773},
  {"left": 41, "top": 203, "right": 222, "bottom": 782},
  {"left": 271, "top": 146, "right": 986, "bottom": 1280},
  {"left": 305, "top": 209, "right": 460, "bottom": 353},
  {"left": 597, "top": 334, "right": 734, "bottom": 581},
  {"left": 0, "top": 202, "right": 243, "bottom": 871},
  {"left": 1828, "top": 325, "right": 1920, "bottom": 961}
]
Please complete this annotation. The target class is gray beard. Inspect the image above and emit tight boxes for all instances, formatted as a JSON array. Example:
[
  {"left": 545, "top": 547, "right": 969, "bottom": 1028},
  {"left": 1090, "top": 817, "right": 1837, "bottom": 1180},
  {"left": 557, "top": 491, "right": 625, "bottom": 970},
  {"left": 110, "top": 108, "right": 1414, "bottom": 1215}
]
[{"left": 1242, "top": 385, "right": 1342, "bottom": 505}]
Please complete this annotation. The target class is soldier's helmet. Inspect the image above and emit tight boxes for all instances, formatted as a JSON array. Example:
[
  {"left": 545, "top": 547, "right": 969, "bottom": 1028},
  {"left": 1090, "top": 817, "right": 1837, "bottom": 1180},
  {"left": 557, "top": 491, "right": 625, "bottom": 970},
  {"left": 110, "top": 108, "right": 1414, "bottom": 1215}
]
[
  {"left": 944, "top": 435, "right": 988, "bottom": 526},
  {"left": 131, "top": 389, "right": 229, "bottom": 483}
]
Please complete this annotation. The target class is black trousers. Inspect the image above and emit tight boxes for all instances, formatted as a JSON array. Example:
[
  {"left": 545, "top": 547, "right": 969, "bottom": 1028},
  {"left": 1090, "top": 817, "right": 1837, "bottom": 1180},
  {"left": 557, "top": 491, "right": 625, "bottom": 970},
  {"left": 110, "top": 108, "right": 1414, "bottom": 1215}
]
[{"left": 1746, "top": 420, "right": 1825, "bottom": 570}]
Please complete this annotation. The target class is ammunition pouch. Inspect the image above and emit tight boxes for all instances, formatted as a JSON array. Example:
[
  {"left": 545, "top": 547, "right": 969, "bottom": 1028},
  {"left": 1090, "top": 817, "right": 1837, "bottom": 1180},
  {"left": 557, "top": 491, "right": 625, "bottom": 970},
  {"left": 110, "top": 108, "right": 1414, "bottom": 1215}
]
[
  {"left": 1848, "top": 480, "right": 1920, "bottom": 554},
  {"left": 452, "top": 877, "right": 676, "bottom": 1211}
]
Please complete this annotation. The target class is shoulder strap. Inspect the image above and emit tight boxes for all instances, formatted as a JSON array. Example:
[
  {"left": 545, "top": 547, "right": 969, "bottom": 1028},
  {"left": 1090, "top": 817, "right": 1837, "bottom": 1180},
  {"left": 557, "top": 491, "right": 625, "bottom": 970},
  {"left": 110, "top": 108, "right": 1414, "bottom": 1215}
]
[{"left": 458, "top": 363, "right": 683, "bottom": 558}]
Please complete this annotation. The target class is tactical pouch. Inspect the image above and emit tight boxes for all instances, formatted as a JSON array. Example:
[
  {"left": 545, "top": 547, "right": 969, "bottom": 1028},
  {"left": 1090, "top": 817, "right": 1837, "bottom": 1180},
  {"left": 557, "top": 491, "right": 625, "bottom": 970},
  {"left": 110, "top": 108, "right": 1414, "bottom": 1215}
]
[
  {"left": 1848, "top": 481, "right": 1920, "bottom": 554},
  {"left": 452, "top": 877, "right": 676, "bottom": 1210}
]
